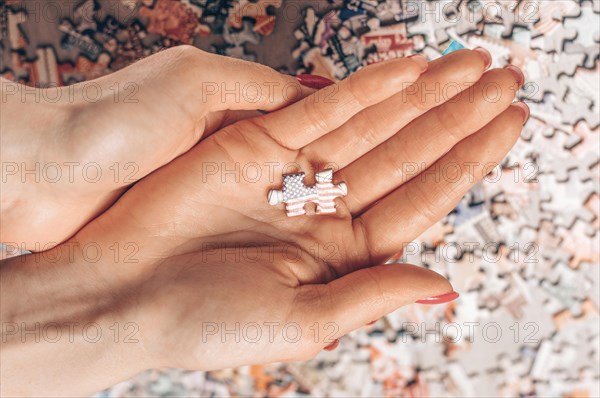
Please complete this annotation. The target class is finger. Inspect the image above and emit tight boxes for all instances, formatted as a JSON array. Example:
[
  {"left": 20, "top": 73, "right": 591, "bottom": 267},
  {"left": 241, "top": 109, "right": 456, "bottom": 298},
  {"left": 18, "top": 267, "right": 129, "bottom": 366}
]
[
  {"left": 257, "top": 55, "right": 429, "bottom": 149},
  {"left": 204, "top": 75, "right": 334, "bottom": 134},
  {"left": 213, "top": 73, "right": 336, "bottom": 128},
  {"left": 198, "top": 50, "right": 320, "bottom": 112},
  {"left": 353, "top": 104, "right": 526, "bottom": 265},
  {"left": 294, "top": 263, "right": 456, "bottom": 344},
  {"left": 301, "top": 48, "right": 491, "bottom": 167},
  {"left": 341, "top": 66, "right": 525, "bottom": 215},
  {"left": 110, "top": 46, "right": 317, "bottom": 116}
]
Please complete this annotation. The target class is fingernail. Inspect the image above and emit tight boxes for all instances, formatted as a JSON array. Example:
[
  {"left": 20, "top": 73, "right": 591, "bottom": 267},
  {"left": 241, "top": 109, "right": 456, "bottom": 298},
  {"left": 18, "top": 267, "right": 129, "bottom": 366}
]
[
  {"left": 296, "top": 74, "right": 335, "bottom": 89},
  {"left": 512, "top": 102, "right": 530, "bottom": 125},
  {"left": 323, "top": 339, "right": 340, "bottom": 351},
  {"left": 473, "top": 47, "right": 492, "bottom": 69},
  {"left": 408, "top": 54, "right": 428, "bottom": 72},
  {"left": 415, "top": 291, "right": 459, "bottom": 305},
  {"left": 504, "top": 65, "right": 525, "bottom": 88}
]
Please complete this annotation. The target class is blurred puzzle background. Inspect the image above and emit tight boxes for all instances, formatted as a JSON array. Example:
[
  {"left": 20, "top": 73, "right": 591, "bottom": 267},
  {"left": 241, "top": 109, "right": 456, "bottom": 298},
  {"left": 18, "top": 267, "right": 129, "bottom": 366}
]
[{"left": 1, "top": 0, "right": 599, "bottom": 396}]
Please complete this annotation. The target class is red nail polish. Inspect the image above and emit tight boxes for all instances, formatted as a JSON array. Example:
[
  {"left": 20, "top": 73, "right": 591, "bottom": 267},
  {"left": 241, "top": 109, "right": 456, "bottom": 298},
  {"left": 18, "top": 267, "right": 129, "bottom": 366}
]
[
  {"left": 323, "top": 339, "right": 340, "bottom": 351},
  {"left": 296, "top": 74, "right": 335, "bottom": 89},
  {"left": 504, "top": 65, "right": 525, "bottom": 88},
  {"left": 473, "top": 47, "right": 492, "bottom": 69},
  {"left": 415, "top": 291, "right": 459, "bottom": 305},
  {"left": 512, "top": 102, "right": 530, "bottom": 125}
]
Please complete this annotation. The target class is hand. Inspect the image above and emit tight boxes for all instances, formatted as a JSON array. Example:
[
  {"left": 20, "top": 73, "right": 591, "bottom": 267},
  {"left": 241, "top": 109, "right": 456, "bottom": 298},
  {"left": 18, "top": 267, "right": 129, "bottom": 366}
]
[
  {"left": 0, "top": 46, "right": 314, "bottom": 250},
  {"left": 2, "top": 49, "right": 529, "bottom": 396},
  {"left": 74, "top": 50, "right": 527, "bottom": 371}
]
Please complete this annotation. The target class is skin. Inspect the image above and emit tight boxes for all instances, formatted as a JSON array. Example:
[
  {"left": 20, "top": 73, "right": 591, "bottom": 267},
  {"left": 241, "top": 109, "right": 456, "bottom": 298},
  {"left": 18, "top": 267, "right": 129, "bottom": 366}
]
[
  {"left": 0, "top": 47, "right": 528, "bottom": 396},
  {"left": 0, "top": 46, "right": 314, "bottom": 250}
]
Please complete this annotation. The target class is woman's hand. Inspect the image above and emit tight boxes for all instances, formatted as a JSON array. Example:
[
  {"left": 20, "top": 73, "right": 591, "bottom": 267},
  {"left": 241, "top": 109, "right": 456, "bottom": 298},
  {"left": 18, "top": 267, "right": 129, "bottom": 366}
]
[
  {"left": 79, "top": 50, "right": 526, "bottom": 371},
  {"left": 1, "top": 46, "right": 315, "bottom": 250}
]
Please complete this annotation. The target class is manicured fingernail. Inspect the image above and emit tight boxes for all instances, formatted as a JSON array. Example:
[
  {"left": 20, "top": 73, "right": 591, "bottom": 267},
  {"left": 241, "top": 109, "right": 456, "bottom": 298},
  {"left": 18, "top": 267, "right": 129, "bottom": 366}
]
[
  {"left": 504, "top": 65, "right": 525, "bottom": 88},
  {"left": 416, "top": 291, "right": 459, "bottom": 304},
  {"left": 323, "top": 339, "right": 340, "bottom": 351},
  {"left": 512, "top": 102, "right": 530, "bottom": 125},
  {"left": 296, "top": 74, "right": 334, "bottom": 89},
  {"left": 408, "top": 54, "right": 428, "bottom": 72},
  {"left": 473, "top": 47, "right": 492, "bottom": 69}
]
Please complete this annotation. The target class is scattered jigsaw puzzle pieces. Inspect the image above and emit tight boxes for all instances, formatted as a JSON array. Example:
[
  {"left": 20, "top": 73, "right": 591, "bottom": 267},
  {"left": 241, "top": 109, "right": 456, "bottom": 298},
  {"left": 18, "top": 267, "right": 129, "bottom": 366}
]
[
  {"left": 228, "top": 0, "right": 282, "bottom": 36},
  {"left": 3, "top": 0, "right": 600, "bottom": 397},
  {"left": 139, "top": 0, "right": 201, "bottom": 44}
]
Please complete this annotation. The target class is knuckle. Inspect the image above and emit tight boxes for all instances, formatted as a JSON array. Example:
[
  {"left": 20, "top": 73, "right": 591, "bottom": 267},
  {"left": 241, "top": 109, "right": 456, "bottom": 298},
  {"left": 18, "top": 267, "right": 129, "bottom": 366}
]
[
  {"left": 435, "top": 104, "right": 465, "bottom": 143},
  {"left": 175, "top": 44, "right": 198, "bottom": 55},
  {"left": 170, "top": 44, "right": 202, "bottom": 62},
  {"left": 406, "top": 87, "right": 431, "bottom": 112},
  {"left": 345, "top": 73, "right": 374, "bottom": 107},
  {"left": 302, "top": 97, "right": 332, "bottom": 134},
  {"left": 407, "top": 183, "right": 439, "bottom": 225},
  {"left": 451, "top": 150, "right": 479, "bottom": 186},
  {"left": 355, "top": 111, "right": 381, "bottom": 147},
  {"left": 385, "top": 142, "right": 411, "bottom": 180}
]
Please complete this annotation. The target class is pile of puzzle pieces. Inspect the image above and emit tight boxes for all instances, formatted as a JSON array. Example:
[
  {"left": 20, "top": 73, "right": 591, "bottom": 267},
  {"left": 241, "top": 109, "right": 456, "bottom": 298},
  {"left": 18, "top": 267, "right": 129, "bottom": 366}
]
[{"left": 1, "top": 0, "right": 598, "bottom": 397}]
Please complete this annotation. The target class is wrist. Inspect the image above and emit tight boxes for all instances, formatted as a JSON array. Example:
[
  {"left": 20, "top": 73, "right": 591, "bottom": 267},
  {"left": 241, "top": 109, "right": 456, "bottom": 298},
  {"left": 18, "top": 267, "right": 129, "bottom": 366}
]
[
  {"left": 0, "top": 79, "right": 76, "bottom": 246},
  {"left": 0, "top": 78, "right": 75, "bottom": 143},
  {"left": 0, "top": 246, "right": 153, "bottom": 396}
]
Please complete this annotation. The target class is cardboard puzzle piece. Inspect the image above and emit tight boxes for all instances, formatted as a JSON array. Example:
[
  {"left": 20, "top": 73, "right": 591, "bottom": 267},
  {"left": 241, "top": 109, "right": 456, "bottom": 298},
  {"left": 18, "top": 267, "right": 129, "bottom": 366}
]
[
  {"left": 268, "top": 169, "right": 348, "bottom": 216},
  {"left": 227, "top": 0, "right": 282, "bottom": 36}
]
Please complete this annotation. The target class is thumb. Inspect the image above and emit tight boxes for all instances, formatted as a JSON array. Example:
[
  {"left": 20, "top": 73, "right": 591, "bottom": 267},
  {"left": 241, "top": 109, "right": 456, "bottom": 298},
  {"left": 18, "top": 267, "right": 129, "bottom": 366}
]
[{"left": 297, "top": 263, "right": 457, "bottom": 339}]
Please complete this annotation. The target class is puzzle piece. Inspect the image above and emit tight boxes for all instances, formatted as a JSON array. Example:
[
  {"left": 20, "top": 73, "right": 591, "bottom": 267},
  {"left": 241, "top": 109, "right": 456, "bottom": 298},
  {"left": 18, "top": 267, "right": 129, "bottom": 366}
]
[
  {"left": 361, "top": 24, "right": 418, "bottom": 64},
  {"left": 218, "top": 20, "right": 260, "bottom": 61},
  {"left": 0, "top": 5, "right": 27, "bottom": 75},
  {"left": 268, "top": 169, "right": 348, "bottom": 216},
  {"left": 11, "top": 0, "right": 85, "bottom": 64},
  {"left": 558, "top": 220, "right": 600, "bottom": 268},
  {"left": 539, "top": 172, "right": 595, "bottom": 229},
  {"left": 564, "top": 1, "right": 600, "bottom": 68},
  {"left": 417, "top": 0, "right": 484, "bottom": 45},
  {"left": 227, "top": 0, "right": 282, "bottom": 36},
  {"left": 190, "top": 0, "right": 233, "bottom": 34},
  {"left": 530, "top": 24, "right": 577, "bottom": 53},
  {"left": 525, "top": 51, "right": 584, "bottom": 102},
  {"left": 558, "top": 65, "right": 600, "bottom": 127},
  {"left": 531, "top": 0, "right": 581, "bottom": 36},
  {"left": 139, "top": 0, "right": 202, "bottom": 44}
]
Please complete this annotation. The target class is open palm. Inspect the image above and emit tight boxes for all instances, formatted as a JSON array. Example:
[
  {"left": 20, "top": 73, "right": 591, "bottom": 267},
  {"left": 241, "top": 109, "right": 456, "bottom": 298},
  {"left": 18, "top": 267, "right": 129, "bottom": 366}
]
[{"left": 72, "top": 49, "right": 526, "bottom": 372}]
